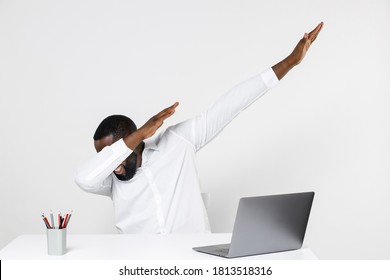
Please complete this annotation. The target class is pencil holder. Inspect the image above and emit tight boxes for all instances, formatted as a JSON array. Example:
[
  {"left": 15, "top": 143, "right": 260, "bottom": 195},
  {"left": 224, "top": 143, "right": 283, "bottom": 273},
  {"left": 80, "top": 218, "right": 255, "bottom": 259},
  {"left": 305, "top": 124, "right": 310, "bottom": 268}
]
[{"left": 47, "top": 228, "right": 67, "bottom": 255}]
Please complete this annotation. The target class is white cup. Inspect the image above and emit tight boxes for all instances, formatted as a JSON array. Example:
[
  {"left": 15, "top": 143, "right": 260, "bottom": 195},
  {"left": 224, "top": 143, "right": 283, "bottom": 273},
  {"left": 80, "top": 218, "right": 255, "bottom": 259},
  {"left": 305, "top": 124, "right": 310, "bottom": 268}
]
[{"left": 47, "top": 228, "right": 67, "bottom": 255}]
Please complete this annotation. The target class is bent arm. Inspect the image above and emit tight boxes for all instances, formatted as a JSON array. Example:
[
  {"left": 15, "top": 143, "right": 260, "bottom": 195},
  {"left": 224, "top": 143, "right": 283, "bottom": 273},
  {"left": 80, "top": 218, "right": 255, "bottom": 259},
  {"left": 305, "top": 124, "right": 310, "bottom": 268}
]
[
  {"left": 75, "top": 103, "right": 178, "bottom": 194},
  {"left": 75, "top": 139, "right": 132, "bottom": 196}
]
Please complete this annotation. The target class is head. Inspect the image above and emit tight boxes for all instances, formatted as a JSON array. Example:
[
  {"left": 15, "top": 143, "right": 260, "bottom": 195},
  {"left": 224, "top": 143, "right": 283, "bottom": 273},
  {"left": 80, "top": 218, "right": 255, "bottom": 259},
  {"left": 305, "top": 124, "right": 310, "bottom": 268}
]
[{"left": 93, "top": 115, "right": 140, "bottom": 181}]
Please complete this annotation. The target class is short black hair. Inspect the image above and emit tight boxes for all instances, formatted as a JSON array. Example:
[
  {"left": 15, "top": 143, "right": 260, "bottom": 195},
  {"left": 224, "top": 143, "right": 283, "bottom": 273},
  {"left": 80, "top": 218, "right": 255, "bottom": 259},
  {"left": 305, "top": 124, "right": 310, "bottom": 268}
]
[{"left": 93, "top": 115, "right": 137, "bottom": 141}]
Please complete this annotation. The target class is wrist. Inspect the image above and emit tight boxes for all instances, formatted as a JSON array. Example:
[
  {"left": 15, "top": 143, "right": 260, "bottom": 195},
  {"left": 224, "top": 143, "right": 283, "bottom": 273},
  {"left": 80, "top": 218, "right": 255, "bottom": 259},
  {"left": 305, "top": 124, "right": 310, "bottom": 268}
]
[
  {"left": 272, "top": 55, "right": 296, "bottom": 80},
  {"left": 285, "top": 54, "right": 299, "bottom": 68},
  {"left": 124, "top": 130, "right": 144, "bottom": 150}
]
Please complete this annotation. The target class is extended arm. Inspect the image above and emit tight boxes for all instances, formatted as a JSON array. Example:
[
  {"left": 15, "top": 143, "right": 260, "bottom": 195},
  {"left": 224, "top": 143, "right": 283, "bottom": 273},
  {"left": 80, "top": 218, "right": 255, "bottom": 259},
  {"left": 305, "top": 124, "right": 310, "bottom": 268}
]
[{"left": 170, "top": 22, "right": 323, "bottom": 151}]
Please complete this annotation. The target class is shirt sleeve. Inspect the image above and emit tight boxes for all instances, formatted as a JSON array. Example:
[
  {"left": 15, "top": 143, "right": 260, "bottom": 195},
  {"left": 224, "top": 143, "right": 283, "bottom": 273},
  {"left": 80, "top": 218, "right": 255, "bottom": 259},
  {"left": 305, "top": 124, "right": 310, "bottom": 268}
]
[
  {"left": 75, "top": 139, "right": 133, "bottom": 196},
  {"left": 168, "top": 68, "right": 279, "bottom": 151}
]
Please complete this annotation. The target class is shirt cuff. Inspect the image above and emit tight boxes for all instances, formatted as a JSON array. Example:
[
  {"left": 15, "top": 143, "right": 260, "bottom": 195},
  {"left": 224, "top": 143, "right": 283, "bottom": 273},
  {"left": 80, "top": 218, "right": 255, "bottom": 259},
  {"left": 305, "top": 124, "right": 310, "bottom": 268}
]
[
  {"left": 261, "top": 68, "right": 279, "bottom": 89},
  {"left": 111, "top": 138, "right": 133, "bottom": 156}
]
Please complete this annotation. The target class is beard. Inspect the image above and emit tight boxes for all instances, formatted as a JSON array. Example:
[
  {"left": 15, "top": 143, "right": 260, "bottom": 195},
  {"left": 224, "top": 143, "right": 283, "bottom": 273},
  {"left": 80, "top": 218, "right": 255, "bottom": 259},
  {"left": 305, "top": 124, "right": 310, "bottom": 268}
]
[{"left": 114, "top": 152, "right": 138, "bottom": 181}]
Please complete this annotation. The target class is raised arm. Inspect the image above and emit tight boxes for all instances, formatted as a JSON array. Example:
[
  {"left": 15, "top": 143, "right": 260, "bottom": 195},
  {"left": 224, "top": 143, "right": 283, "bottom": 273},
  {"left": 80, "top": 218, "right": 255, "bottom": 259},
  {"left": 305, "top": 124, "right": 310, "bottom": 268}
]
[{"left": 170, "top": 22, "right": 323, "bottom": 151}]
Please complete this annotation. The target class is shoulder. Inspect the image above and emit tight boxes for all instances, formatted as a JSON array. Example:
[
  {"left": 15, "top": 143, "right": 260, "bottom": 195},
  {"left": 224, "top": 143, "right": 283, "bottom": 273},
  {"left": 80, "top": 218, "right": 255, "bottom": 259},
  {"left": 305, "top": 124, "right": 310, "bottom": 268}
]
[{"left": 153, "top": 122, "right": 197, "bottom": 150}]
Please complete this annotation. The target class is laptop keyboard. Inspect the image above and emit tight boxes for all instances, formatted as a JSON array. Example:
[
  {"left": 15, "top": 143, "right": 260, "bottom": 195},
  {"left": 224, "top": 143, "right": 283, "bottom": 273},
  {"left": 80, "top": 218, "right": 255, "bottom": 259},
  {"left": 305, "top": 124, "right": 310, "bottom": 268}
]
[{"left": 213, "top": 245, "right": 230, "bottom": 256}]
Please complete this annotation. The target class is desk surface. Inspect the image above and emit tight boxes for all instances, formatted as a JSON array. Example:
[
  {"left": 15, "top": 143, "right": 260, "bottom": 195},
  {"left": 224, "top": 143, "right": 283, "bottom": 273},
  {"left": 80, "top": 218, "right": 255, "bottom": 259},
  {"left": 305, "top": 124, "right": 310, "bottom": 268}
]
[{"left": 0, "top": 234, "right": 317, "bottom": 260}]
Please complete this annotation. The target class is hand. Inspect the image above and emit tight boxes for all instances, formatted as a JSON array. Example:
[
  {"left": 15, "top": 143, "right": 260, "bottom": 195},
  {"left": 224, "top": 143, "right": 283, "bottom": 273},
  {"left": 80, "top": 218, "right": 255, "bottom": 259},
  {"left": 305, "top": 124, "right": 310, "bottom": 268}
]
[
  {"left": 272, "top": 22, "right": 324, "bottom": 80},
  {"left": 123, "top": 102, "right": 179, "bottom": 150},
  {"left": 114, "top": 164, "right": 125, "bottom": 175},
  {"left": 139, "top": 102, "right": 179, "bottom": 139},
  {"left": 289, "top": 22, "right": 324, "bottom": 66}
]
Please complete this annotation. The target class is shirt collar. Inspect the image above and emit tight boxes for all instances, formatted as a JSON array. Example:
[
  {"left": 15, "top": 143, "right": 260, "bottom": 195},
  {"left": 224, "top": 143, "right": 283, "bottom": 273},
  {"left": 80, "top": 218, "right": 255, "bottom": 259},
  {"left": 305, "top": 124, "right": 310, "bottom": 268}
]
[{"left": 144, "top": 140, "right": 159, "bottom": 151}]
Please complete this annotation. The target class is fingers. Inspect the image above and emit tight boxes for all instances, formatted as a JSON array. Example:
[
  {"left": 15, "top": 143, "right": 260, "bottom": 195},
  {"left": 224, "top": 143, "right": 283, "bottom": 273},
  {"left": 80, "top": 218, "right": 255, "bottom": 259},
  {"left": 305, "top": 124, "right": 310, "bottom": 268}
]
[
  {"left": 309, "top": 22, "right": 323, "bottom": 36},
  {"left": 138, "top": 102, "right": 180, "bottom": 140},
  {"left": 308, "top": 22, "right": 324, "bottom": 43},
  {"left": 156, "top": 102, "right": 179, "bottom": 120},
  {"left": 114, "top": 164, "right": 125, "bottom": 175},
  {"left": 165, "top": 102, "right": 179, "bottom": 115}
]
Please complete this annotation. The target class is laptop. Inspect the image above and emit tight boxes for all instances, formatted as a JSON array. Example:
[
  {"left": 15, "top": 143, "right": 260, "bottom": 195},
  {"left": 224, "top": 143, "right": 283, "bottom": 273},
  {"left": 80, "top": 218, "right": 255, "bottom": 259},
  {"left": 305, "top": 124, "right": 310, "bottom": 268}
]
[{"left": 193, "top": 191, "right": 315, "bottom": 258}]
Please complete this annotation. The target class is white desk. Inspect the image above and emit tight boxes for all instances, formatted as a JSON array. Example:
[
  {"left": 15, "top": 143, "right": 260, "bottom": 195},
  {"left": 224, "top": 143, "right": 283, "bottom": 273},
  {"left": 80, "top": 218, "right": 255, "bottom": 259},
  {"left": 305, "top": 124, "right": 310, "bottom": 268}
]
[{"left": 0, "top": 234, "right": 317, "bottom": 260}]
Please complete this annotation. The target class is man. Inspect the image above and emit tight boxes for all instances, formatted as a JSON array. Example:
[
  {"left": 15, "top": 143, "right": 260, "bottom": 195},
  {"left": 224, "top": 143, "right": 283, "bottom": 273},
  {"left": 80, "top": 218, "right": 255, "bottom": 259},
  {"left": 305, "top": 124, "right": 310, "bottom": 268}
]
[{"left": 75, "top": 22, "right": 323, "bottom": 234}]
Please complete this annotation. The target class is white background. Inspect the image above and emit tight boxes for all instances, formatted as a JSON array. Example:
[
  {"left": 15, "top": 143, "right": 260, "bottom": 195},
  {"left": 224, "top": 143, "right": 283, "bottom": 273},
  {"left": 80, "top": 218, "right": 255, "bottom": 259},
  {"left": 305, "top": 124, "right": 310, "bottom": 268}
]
[{"left": 0, "top": 0, "right": 389, "bottom": 259}]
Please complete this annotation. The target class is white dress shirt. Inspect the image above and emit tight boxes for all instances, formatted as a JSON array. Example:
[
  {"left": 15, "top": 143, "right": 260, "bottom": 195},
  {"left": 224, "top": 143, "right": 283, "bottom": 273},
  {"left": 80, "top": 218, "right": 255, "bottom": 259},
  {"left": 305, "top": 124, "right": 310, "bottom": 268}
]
[{"left": 75, "top": 68, "right": 279, "bottom": 234}]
